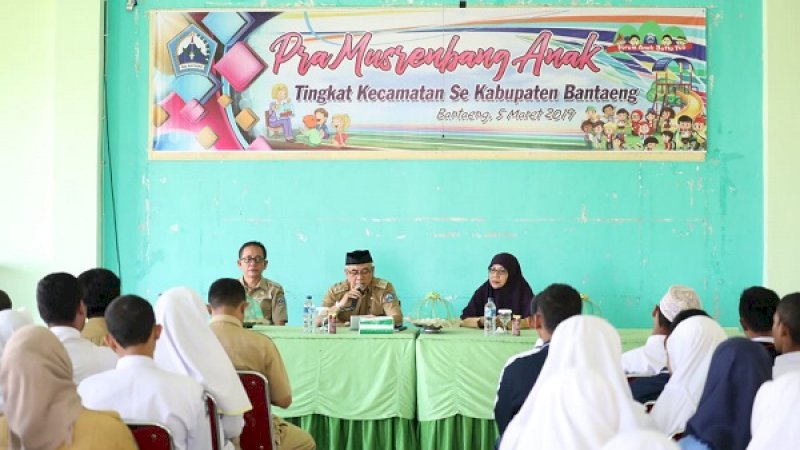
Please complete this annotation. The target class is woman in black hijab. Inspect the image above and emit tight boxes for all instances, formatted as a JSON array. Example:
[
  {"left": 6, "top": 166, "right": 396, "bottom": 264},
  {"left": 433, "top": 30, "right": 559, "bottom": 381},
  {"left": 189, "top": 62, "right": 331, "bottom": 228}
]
[{"left": 460, "top": 253, "right": 534, "bottom": 328}]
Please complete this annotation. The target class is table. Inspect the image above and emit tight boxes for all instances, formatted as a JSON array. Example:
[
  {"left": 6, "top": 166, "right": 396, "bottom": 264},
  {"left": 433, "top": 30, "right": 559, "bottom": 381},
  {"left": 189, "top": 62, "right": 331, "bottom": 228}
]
[
  {"left": 416, "top": 328, "right": 539, "bottom": 450},
  {"left": 255, "top": 326, "right": 418, "bottom": 450}
]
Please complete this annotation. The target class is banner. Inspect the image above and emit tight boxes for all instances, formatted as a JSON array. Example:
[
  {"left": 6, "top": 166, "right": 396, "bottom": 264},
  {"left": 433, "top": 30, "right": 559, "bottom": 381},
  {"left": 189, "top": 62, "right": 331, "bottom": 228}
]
[{"left": 149, "top": 8, "right": 707, "bottom": 160}]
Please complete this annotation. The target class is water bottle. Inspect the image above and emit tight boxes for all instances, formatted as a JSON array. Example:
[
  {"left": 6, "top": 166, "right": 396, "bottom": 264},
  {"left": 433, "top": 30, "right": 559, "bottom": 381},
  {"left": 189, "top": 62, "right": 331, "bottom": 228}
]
[
  {"left": 303, "top": 295, "right": 314, "bottom": 333},
  {"left": 484, "top": 297, "right": 497, "bottom": 337}
]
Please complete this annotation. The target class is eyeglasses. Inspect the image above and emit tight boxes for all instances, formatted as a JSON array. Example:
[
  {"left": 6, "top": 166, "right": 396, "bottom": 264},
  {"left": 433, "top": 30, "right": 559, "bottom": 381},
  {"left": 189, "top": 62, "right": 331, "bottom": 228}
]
[
  {"left": 346, "top": 268, "right": 373, "bottom": 276},
  {"left": 488, "top": 268, "right": 508, "bottom": 275},
  {"left": 240, "top": 256, "right": 265, "bottom": 264}
]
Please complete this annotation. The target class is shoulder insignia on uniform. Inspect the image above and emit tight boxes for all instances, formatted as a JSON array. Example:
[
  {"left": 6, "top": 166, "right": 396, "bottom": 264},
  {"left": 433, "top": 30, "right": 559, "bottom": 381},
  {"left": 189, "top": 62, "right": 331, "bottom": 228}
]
[
  {"left": 375, "top": 279, "right": 389, "bottom": 289},
  {"left": 276, "top": 296, "right": 286, "bottom": 305},
  {"left": 332, "top": 282, "right": 349, "bottom": 294},
  {"left": 384, "top": 293, "right": 395, "bottom": 303}
]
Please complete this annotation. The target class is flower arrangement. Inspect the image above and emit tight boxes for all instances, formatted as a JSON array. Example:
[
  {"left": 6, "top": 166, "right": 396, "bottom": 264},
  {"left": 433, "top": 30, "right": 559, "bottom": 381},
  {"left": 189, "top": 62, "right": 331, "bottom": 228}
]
[{"left": 407, "top": 291, "right": 461, "bottom": 332}]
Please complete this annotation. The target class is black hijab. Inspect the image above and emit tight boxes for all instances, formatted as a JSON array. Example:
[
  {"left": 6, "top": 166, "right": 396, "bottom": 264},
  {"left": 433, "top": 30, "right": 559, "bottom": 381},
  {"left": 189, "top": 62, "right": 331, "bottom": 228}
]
[
  {"left": 460, "top": 253, "right": 534, "bottom": 319},
  {"left": 684, "top": 337, "right": 771, "bottom": 450}
]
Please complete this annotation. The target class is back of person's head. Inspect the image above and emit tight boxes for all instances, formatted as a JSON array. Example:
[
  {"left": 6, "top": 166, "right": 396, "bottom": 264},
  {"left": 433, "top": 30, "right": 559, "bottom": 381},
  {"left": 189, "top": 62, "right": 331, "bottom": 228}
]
[
  {"left": 0, "top": 289, "right": 11, "bottom": 311},
  {"left": 776, "top": 293, "right": 800, "bottom": 345},
  {"left": 739, "top": 286, "right": 780, "bottom": 333},
  {"left": 208, "top": 278, "right": 246, "bottom": 309},
  {"left": 105, "top": 295, "right": 155, "bottom": 348},
  {"left": 36, "top": 273, "right": 81, "bottom": 326},
  {"left": 532, "top": 283, "right": 582, "bottom": 333},
  {"left": 658, "top": 285, "right": 702, "bottom": 329},
  {"left": 77, "top": 268, "right": 121, "bottom": 318},
  {"left": 669, "top": 308, "right": 709, "bottom": 335}
]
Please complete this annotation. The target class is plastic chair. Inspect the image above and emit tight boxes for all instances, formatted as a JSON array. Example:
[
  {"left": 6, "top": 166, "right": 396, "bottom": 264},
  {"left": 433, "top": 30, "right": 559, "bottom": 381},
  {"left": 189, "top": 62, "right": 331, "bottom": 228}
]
[
  {"left": 126, "top": 421, "right": 174, "bottom": 450},
  {"left": 205, "top": 391, "right": 224, "bottom": 450},
  {"left": 238, "top": 370, "right": 277, "bottom": 450}
]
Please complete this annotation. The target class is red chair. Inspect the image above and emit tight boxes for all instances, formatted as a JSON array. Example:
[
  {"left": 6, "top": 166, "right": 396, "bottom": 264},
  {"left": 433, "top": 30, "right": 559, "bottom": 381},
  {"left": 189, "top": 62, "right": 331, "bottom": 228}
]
[
  {"left": 205, "top": 391, "right": 224, "bottom": 450},
  {"left": 238, "top": 370, "right": 277, "bottom": 450},
  {"left": 126, "top": 421, "right": 174, "bottom": 450}
]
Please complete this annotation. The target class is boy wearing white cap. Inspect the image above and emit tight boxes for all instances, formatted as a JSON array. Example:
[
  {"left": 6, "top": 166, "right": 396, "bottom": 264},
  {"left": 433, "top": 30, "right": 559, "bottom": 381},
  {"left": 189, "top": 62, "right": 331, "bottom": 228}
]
[{"left": 622, "top": 285, "right": 702, "bottom": 375}]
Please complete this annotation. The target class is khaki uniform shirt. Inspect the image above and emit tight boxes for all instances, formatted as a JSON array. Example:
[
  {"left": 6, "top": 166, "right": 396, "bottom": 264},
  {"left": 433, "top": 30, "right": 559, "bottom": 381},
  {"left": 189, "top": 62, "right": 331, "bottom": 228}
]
[
  {"left": 81, "top": 317, "right": 109, "bottom": 346},
  {"left": 209, "top": 315, "right": 291, "bottom": 406},
  {"left": 240, "top": 277, "right": 288, "bottom": 325},
  {"left": 322, "top": 277, "right": 403, "bottom": 325},
  {"left": 0, "top": 408, "right": 137, "bottom": 450}
]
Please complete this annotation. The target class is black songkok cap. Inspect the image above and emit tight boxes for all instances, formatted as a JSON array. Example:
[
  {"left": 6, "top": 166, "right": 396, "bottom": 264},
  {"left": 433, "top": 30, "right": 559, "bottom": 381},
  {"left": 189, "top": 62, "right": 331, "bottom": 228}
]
[{"left": 346, "top": 250, "right": 373, "bottom": 265}]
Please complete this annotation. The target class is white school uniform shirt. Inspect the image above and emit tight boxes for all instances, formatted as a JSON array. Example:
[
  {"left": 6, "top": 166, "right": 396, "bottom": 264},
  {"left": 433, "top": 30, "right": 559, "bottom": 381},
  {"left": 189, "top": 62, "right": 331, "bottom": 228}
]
[
  {"left": 49, "top": 326, "right": 117, "bottom": 384},
  {"left": 78, "top": 355, "right": 212, "bottom": 450},
  {"left": 748, "top": 371, "right": 800, "bottom": 450},
  {"left": 500, "top": 316, "right": 651, "bottom": 450},
  {"left": 621, "top": 334, "right": 667, "bottom": 375},
  {"left": 649, "top": 316, "right": 727, "bottom": 437},
  {"left": 772, "top": 351, "right": 800, "bottom": 379}
]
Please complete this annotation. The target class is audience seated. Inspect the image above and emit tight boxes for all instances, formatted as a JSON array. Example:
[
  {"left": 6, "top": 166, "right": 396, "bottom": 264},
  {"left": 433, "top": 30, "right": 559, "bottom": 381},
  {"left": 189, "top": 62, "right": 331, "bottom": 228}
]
[
  {"left": 748, "top": 370, "right": 800, "bottom": 449},
  {"left": 649, "top": 312, "right": 727, "bottom": 437},
  {"left": 622, "top": 286, "right": 702, "bottom": 376},
  {"left": 153, "top": 286, "right": 252, "bottom": 448},
  {"left": 208, "top": 278, "right": 315, "bottom": 450},
  {"left": 738, "top": 286, "right": 780, "bottom": 361},
  {"left": 677, "top": 338, "right": 771, "bottom": 450},
  {"left": 500, "top": 316, "right": 650, "bottom": 450},
  {"left": 772, "top": 292, "right": 800, "bottom": 378},
  {"left": 78, "top": 295, "right": 212, "bottom": 450},
  {"left": 494, "top": 283, "right": 581, "bottom": 437},
  {"left": 78, "top": 268, "right": 121, "bottom": 346},
  {"left": 36, "top": 272, "right": 117, "bottom": 383},
  {"left": 0, "top": 325, "right": 137, "bottom": 450}
]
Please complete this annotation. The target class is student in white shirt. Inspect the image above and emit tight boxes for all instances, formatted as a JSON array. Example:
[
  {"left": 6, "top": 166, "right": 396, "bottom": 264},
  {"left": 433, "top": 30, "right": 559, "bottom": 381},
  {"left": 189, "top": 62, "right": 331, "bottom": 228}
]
[
  {"left": 79, "top": 295, "right": 212, "bottom": 450},
  {"left": 772, "top": 292, "right": 800, "bottom": 378},
  {"left": 622, "top": 285, "right": 702, "bottom": 375},
  {"left": 748, "top": 371, "right": 800, "bottom": 450},
  {"left": 36, "top": 272, "right": 117, "bottom": 383}
]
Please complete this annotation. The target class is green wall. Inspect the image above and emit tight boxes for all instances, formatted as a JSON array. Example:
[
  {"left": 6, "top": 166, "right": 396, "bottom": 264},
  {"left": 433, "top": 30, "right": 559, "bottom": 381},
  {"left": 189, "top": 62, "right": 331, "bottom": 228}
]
[
  {"left": 104, "top": 0, "right": 763, "bottom": 327},
  {"left": 0, "top": 0, "right": 104, "bottom": 318}
]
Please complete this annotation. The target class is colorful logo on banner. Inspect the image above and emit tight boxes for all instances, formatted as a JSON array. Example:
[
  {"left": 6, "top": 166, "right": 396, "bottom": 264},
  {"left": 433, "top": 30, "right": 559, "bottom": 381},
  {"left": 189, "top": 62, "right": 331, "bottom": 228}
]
[{"left": 149, "top": 9, "right": 707, "bottom": 157}]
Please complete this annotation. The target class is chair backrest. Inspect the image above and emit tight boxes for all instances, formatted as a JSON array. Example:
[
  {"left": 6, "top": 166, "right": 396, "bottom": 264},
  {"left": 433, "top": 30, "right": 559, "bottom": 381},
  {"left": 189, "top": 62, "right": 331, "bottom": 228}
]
[
  {"left": 205, "top": 391, "right": 224, "bottom": 450},
  {"left": 238, "top": 370, "right": 276, "bottom": 450},
  {"left": 126, "top": 421, "right": 174, "bottom": 450}
]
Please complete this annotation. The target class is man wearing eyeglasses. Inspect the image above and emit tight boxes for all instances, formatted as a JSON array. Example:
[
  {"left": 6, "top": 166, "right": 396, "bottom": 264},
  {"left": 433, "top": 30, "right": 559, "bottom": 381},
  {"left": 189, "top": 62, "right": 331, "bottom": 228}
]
[
  {"left": 237, "top": 241, "right": 287, "bottom": 325},
  {"left": 322, "top": 250, "right": 403, "bottom": 326}
]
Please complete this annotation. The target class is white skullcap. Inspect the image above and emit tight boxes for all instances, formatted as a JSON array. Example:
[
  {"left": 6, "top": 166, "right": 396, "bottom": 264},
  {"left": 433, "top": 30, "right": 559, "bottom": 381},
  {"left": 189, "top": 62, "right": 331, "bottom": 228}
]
[{"left": 658, "top": 285, "right": 702, "bottom": 322}]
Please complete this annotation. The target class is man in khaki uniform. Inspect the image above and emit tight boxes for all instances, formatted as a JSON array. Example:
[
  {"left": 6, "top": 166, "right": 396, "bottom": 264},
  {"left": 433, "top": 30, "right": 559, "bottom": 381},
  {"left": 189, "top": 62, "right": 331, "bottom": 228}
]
[
  {"left": 322, "top": 250, "right": 404, "bottom": 326},
  {"left": 237, "top": 241, "right": 287, "bottom": 325},
  {"left": 78, "top": 268, "right": 120, "bottom": 346},
  {"left": 208, "top": 278, "right": 315, "bottom": 450}
]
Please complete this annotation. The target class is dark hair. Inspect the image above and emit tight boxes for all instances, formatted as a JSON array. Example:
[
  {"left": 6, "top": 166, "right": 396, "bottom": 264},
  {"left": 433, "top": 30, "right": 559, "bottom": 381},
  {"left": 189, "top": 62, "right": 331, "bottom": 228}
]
[
  {"left": 656, "top": 307, "right": 672, "bottom": 329},
  {"left": 644, "top": 136, "right": 659, "bottom": 145},
  {"left": 662, "top": 130, "right": 674, "bottom": 140},
  {"left": 602, "top": 104, "right": 614, "bottom": 113},
  {"left": 678, "top": 114, "right": 693, "bottom": 124},
  {"left": 739, "top": 286, "right": 780, "bottom": 333},
  {"left": 37, "top": 272, "right": 82, "bottom": 325},
  {"left": 669, "top": 308, "right": 709, "bottom": 335},
  {"left": 531, "top": 283, "right": 582, "bottom": 333},
  {"left": 314, "top": 107, "right": 329, "bottom": 118},
  {"left": 616, "top": 108, "right": 629, "bottom": 116},
  {"left": 208, "top": 278, "right": 246, "bottom": 309},
  {"left": 78, "top": 268, "right": 121, "bottom": 318},
  {"left": 776, "top": 293, "right": 800, "bottom": 344},
  {"left": 105, "top": 295, "right": 155, "bottom": 348},
  {"left": 238, "top": 241, "right": 267, "bottom": 259},
  {"left": 0, "top": 289, "right": 11, "bottom": 311}
]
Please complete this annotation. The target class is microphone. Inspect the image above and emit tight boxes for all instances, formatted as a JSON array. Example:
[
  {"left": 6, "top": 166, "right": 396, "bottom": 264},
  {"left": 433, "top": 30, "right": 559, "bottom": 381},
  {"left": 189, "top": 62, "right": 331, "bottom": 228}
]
[{"left": 356, "top": 283, "right": 366, "bottom": 295}]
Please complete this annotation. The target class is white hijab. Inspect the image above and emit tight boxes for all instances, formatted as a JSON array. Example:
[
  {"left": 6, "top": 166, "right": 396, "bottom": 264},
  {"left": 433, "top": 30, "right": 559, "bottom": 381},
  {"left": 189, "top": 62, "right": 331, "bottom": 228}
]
[
  {"left": 153, "top": 287, "right": 251, "bottom": 414},
  {"left": 500, "top": 316, "right": 650, "bottom": 450},
  {"left": 602, "top": 430, "right": 679, "bottom": 450},
  {"left": 649, "top": 315, "right": 727, "bottom": 436},
  {"left": 748, "top": 371, "right": 800, "bottom": 450},
  {"left": 0, "top": 310, "right": 33, "bottom": 412}
]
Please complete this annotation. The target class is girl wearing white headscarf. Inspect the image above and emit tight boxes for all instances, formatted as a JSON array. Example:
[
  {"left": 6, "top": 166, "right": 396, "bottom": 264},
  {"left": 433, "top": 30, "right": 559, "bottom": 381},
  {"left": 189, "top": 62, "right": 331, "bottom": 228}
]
[
  {"left": 747, "top": 370, "right": 800, "bottom": 450},
  {"left": 0, "top": 325, "right": 136, "bottom": 450},
  {"left": 154, "top": 287, "right": 252, "bottom": 445},
  {"left": 500, "top": 316, "right": 650, "bottom": 450},
  {"left": 649, "top": 315, "right": 727, "bottom": 437}
]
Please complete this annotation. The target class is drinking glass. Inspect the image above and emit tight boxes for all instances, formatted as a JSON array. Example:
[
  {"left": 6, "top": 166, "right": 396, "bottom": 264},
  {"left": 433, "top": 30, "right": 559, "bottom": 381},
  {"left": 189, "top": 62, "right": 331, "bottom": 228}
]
[{"left": 497, "top": 309, "right": 512, "bottom": 334}]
